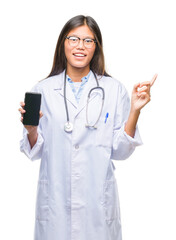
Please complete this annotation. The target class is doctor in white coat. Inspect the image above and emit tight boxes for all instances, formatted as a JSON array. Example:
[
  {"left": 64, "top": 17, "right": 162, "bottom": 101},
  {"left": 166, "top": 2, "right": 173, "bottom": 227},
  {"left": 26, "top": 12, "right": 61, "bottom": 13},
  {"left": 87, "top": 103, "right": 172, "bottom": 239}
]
[{"left": 19, "top": 15, "right": 157, "bottom": 240}]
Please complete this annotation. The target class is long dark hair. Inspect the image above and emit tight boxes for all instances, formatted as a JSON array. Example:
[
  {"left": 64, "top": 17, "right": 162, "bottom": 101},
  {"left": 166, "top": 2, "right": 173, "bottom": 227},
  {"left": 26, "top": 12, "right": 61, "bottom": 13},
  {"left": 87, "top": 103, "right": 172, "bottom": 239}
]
[{"left": 47, "top": 15, "right": 110, "bottom": 78}]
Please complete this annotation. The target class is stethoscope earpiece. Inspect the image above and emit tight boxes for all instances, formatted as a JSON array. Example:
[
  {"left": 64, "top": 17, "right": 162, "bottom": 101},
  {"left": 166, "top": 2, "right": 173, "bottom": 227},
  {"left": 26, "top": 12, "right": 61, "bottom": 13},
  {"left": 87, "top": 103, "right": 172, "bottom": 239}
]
[{"left": 85, "top": 124, "right": 97, "bottom": 129}]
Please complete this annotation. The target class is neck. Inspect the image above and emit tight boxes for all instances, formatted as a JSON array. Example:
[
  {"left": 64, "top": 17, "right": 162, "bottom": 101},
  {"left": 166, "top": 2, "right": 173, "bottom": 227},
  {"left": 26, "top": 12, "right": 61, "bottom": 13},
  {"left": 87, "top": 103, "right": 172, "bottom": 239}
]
[{"left": 66, "top": 65, "right": 90, "bottom": 82}]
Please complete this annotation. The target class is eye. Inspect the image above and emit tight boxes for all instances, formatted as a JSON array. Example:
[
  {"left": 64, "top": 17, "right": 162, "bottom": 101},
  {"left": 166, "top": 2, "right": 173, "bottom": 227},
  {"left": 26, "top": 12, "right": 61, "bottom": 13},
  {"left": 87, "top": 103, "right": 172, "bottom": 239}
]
[
  {"left": 84, "top": 38, "right": 93, "bottom": 43},
  {"left": 69, "top": 36, "right": 79, "bottom": 42}
]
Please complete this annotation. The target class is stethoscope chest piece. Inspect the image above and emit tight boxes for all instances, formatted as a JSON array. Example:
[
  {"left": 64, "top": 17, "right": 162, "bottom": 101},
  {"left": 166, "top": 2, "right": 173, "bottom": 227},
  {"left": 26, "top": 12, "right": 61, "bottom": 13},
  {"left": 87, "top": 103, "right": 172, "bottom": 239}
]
[{"left": 64, "top": 122, "right": 73, "bottom": 133}]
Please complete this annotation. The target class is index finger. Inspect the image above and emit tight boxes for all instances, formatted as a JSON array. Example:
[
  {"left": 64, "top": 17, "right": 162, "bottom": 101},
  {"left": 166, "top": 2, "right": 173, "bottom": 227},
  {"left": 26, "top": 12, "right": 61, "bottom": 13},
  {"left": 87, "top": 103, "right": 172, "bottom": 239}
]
[{"left": 150, "top": 74, "right": 158, "bottom": 86}]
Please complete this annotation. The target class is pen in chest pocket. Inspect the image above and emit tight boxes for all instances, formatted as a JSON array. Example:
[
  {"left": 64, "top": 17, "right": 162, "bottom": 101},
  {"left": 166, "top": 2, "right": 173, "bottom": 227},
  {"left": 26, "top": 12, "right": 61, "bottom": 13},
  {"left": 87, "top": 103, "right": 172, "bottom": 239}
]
[{"left": 104, "top": 113, "right": 109, "bottom": 123}]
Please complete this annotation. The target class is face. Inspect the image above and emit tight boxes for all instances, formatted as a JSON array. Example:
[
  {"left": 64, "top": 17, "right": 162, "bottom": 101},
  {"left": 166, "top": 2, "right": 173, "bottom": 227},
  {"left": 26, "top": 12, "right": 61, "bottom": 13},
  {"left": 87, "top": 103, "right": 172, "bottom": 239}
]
[{"left": 64, "top": 25, "right": 96, "bottom": 72}]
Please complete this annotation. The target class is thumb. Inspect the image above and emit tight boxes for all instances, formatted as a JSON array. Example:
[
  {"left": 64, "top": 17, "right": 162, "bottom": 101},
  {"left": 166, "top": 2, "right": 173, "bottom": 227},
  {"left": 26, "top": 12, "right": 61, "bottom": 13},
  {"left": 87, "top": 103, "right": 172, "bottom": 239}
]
[{"left": 39, "top": 111, "right": 43, "bottom": 119}]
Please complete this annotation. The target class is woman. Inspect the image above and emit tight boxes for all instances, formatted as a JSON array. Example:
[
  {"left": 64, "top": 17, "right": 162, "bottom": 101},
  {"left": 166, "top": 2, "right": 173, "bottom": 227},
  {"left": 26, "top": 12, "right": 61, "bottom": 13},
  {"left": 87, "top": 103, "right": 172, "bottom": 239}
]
[{"left": 19, "top": 15, "right": 157, "bottom": 240}]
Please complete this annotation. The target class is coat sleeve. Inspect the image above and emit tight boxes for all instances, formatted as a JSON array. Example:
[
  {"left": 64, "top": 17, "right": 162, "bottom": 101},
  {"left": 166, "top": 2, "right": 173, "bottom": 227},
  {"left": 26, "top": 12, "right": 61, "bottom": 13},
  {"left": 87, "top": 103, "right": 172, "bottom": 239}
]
[
  {"left": 110, "top": 84, "right": 143, "bottom": 160},
  {"left": 19, "top": 84, "right": 44, "bottom": 161},
  {"left": 20, "top": 126, "right": 44, "bottom": 161}
]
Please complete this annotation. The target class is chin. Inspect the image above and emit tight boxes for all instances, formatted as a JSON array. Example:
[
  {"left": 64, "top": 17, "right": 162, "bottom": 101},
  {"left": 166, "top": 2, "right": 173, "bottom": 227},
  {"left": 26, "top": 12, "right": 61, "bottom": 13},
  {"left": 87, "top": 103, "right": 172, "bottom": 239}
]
[{"left": 71, "top": 63, "right": 89, "bottom": 70}]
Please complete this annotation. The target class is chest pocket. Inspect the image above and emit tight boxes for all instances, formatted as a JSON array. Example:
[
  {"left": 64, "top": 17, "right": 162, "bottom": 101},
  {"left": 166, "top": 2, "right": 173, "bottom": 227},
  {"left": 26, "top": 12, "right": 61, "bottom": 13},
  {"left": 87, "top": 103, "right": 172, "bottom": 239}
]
[{"left": 96, "top": 116, "right": 113, "bottom": 148}]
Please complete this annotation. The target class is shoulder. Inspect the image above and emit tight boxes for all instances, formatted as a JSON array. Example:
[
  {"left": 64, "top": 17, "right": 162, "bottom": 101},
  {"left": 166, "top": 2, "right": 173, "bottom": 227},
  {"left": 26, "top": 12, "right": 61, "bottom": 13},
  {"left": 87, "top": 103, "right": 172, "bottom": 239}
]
[
  {"left": 99, "top": 74, "right": 128, "bottom": 97},
  {"left": 31, "top": 72, "right": 64, "bottom": 93}
]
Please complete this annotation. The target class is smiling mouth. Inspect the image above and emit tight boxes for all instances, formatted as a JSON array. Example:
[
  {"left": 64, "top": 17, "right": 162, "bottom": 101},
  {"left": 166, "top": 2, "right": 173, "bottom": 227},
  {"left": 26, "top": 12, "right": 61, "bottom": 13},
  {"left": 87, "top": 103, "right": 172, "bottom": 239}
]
[{"left": 73, "top": 53, "right": 86, "bottom": 57}]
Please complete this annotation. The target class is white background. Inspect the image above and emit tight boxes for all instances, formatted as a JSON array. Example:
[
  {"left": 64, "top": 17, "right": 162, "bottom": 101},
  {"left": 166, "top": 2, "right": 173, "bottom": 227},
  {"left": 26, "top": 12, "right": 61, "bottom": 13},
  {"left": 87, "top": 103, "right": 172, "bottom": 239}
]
[{"left": 0, "top": 0, "right": 175, "bottom": 239}]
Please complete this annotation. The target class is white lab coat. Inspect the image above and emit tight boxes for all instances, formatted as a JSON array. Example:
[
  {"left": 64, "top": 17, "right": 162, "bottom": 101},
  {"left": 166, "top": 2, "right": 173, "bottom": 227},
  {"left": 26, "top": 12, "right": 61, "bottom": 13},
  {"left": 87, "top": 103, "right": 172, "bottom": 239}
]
[{"left": 20, "top": 70, "right": 142, "bottom": 240}]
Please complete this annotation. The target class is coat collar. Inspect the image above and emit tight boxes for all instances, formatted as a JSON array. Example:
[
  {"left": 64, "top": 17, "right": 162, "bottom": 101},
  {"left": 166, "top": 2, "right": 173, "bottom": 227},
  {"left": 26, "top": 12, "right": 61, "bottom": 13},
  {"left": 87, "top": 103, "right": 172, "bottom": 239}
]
[{"left": 53, "top": 70, "right": 104, "bottom": 117}]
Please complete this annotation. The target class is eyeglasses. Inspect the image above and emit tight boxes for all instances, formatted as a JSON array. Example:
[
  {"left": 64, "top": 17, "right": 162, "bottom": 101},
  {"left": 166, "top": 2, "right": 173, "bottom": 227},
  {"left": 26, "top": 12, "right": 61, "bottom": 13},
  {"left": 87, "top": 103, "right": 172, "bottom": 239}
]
[{"left": 65, "top": 36, "right": 96, "bottom": 49}]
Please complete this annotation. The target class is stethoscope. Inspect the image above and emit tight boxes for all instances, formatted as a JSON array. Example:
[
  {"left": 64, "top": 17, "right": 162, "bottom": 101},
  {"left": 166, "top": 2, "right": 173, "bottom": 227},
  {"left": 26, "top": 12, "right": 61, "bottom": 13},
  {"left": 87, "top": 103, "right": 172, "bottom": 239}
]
[{"left": 64, "top": 70, "right": 105, "bottom": 133}]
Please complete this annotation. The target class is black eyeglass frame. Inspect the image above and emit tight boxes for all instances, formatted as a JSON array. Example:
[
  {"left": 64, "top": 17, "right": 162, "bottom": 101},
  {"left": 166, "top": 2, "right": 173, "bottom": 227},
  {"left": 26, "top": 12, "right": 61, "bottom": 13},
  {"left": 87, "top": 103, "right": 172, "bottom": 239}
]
[{"left": 65, "top": 36, "right": 97, "bottom": 48}]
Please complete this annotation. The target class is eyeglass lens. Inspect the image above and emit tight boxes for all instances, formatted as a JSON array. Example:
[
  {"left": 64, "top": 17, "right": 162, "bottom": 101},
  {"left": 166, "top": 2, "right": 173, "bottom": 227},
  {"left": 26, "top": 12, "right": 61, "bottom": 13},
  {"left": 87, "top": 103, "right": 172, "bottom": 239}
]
[{"left": 67, "top": 37, "right": 95, "bottom": 48}]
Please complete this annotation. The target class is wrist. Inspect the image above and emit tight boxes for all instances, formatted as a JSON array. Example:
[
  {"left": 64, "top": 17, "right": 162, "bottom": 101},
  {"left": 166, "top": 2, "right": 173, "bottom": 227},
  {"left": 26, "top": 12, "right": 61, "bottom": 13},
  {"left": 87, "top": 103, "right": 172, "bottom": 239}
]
[
  {"left": 125, "top": 108, "right": 140, "bottom": 138},
  {"left": 27, "top": 127, "right": 38, "bottom": 136},
  {"left": 129, "top": 108, "right": 141, "bottom": 117},
  {"left": 27, "top": 127, "right": 38, "bottom": 149}
]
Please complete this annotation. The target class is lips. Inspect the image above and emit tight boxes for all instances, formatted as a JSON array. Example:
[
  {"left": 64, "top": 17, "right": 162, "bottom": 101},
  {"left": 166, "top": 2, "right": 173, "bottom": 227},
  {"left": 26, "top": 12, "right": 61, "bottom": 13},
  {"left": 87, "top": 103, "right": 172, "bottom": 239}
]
[{"left": 73, "top": 52, "right": 86, "bottom": 57}]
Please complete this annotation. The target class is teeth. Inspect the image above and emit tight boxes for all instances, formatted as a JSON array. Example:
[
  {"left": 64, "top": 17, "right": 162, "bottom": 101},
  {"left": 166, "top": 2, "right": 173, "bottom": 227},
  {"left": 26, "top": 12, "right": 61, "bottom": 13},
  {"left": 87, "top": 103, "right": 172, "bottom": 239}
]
[{"left": 74, "top": 54, "right": 85, "bottom": 57}]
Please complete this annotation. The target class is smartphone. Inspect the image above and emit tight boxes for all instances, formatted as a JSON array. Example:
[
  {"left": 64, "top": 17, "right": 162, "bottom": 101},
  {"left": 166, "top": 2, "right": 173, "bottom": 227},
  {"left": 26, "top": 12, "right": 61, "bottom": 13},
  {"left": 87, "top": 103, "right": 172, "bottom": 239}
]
[{"left": 23, "top": 92, "right": 42, "bottom": 126}]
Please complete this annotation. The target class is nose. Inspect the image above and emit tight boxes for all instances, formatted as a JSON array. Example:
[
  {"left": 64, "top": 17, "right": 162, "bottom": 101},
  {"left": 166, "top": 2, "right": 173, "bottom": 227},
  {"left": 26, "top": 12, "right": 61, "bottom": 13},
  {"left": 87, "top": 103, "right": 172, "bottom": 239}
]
[{"left": 76, "top": 39, "right": 85, "bottom": 49}]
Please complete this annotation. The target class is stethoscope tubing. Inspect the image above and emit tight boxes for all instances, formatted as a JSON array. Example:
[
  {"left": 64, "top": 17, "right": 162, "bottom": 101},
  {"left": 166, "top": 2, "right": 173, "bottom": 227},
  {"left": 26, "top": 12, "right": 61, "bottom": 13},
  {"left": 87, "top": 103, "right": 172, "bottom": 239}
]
[
  {"left": 64, "top": 70, "right": 70, "bottom": 123},
  {"left": 63, "top": 70, "right": 105, "bottom": 132}
]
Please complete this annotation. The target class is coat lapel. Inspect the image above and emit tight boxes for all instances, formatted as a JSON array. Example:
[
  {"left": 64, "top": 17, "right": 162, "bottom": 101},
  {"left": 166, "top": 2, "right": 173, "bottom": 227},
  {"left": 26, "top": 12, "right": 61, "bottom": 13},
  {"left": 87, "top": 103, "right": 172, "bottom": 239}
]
[
  {"left": 53, "top": 70, "right": 78, "bottom": 109},
  {"left": 53, "top": 70, "right": 104, "bottom": 119},
  {"left": 75, "top": 71, "right": 103, "bottom": 117}
]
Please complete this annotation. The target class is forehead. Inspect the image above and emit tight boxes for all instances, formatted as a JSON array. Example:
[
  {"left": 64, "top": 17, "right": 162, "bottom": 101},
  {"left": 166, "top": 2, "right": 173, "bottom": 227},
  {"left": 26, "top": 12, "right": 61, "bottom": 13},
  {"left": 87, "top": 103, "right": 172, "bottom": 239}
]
[{"left": 67, "top": 25, "right": 94, "bottom": 38}]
